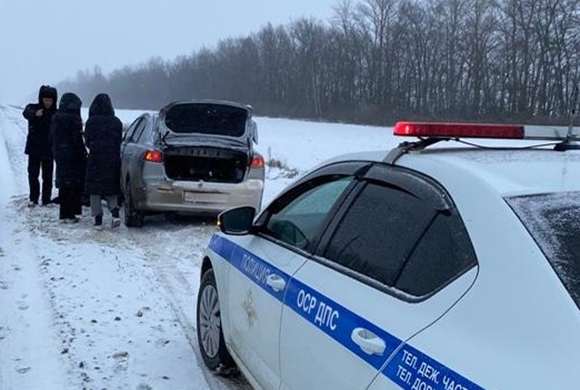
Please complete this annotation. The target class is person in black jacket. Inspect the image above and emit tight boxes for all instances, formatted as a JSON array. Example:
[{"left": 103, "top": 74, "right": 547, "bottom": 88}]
[
  {"left": 22, "top": 85, "right": 58, "bottom": 207},
  {"left": 85, "top": 94, "right": 122, "bottom": 229},
  {"left": 51, "top": 93, "right": 87, "bottom": 223}
]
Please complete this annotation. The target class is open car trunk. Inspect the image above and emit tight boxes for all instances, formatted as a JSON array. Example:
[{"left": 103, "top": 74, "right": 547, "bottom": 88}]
[
  {"left": 159, "top": 102, "right": 254, "bottom": 183},
  {"left": 163, "top": 146, "right": 249, "bottom": 183}
]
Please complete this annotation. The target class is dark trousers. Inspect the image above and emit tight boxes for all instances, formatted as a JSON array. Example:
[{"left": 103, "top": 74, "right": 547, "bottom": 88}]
[
  {"left": 28, "top": 156, "right": 53, "bottom": 204},
  {"left": 59, "top": 187, "right": 82, "bottom": 220}
]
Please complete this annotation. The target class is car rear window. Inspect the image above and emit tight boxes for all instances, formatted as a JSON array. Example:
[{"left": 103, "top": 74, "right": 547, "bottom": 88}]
[
  {"left": 164, "top": 103, "right": 248, "bottom": 137},
  {"left": 507, "top": 192, "right": 580, "bottom": 308}
]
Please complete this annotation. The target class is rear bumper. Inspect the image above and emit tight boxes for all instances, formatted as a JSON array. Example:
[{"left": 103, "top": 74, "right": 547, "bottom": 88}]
[{"left": 136, "top": 178, "right": 264, "bottom": 216}]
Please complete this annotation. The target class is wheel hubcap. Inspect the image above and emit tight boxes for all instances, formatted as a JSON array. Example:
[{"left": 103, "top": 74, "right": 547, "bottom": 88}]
[{"left": 199, "top": 285, "right": 221, "bottom": 359}]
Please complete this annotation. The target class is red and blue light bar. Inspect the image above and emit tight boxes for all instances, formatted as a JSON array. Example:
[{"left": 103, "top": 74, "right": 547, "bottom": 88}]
[{"left": 394, "top": 121, "right": 577, "bottom": 141}]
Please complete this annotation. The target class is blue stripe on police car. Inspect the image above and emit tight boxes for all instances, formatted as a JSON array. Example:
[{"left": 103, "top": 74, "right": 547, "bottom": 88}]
[{"left": 208, "top": 234, "right": 484, "bottom": 390}]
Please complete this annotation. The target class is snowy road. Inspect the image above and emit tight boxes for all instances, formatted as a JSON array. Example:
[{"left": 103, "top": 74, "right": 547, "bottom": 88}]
[{"left": 0, "top": 103, "right": 393, "bottom": 390}]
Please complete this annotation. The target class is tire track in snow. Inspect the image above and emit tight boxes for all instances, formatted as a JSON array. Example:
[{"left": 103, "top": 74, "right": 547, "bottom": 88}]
[{"left": 125, "top": 222, "right": 253, "bottom": 390}]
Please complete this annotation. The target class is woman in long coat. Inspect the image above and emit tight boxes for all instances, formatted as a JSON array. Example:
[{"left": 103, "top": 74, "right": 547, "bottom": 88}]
[
  {"left": 51, "top": 93, "right": 86, "bottom": 223},
  {"left": 85, "top": 94, "right": 123, "bottom": 229}
]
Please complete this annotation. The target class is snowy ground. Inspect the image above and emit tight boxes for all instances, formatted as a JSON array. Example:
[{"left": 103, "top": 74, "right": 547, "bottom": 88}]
[{"left": 0, "top": 103, "right": 392, "bottom": 390}]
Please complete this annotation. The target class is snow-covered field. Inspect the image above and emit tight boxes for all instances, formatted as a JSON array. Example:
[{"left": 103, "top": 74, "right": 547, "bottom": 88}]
[{"left": 0, "top": 103, "right": 393, "bottom": 390}]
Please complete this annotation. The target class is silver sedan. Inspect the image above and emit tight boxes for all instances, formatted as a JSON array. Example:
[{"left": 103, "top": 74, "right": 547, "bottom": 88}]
[{"left": 120, "top": 100, "right": 265, "bottom": 227}]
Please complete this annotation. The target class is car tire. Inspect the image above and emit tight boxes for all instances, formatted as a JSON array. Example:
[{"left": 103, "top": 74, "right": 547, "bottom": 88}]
[
  {"left": 197, "top": 269, "right": 235, "bottom": 371},
  {"left": 124, "top": 179, "right": 144, "bottom": 228}
]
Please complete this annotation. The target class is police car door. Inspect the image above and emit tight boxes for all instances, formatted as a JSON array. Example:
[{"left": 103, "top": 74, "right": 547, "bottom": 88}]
[
  {"left": 279, "top": 163, "right": 479, "bottom": 390},
  {"left": 227, "top": 164, "right": 364, "bottom": 390}
]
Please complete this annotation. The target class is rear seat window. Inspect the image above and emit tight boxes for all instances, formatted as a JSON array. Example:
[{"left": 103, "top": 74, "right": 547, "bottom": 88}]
[
  {"left": 323, "top": 181, "right": 477, "bottom": 297},
  {"left": 395, "top": 211, "right": 477, "bottom": 296}
]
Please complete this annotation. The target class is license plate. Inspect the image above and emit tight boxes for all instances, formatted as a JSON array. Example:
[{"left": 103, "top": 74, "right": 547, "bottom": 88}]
[
  {"left": 184, "top": 191, "right": 197, "bottom": 203},
  {"left": 183, "top": 191, "right": 228, "bottom": 204}
]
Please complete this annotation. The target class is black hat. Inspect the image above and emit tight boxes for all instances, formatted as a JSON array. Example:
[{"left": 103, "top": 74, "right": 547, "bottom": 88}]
[{"left": 38, "top": 85, "right": 58, "bottom": 104}]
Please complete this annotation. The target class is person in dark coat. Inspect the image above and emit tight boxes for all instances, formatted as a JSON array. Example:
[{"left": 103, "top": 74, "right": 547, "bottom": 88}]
[
  {"left": 85, "top": 94, "right": 122, "bottom": 229},
  {"left": 51, "top": 93, "right": 87, "bottom": 223},
  {"left": 22, "top": 85, "right": 58, "bottom": 207}
]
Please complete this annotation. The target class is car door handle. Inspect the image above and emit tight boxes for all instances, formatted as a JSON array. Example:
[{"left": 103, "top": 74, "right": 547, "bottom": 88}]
[
  {"left": 266, "top": 274, "right": 286, "bottom": 292},
  {"left": 351, "top": 328, "right": 386, "bottom": 356}
]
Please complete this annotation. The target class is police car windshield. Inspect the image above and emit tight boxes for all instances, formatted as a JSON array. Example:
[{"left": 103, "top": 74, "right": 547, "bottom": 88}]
[{"left": 507, "top": 192, "right": 580, "bottom": 308}]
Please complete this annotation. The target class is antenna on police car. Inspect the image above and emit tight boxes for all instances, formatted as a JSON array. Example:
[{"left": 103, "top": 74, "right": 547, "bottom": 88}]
[
  {"left": 554, "top": 85, "right": 580, "bottom": 151},
  {"left": 568, "top": 85, "right": 579, "bottom": 139}
]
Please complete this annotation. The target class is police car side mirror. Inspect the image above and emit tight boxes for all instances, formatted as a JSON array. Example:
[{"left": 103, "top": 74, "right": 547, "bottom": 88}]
[{"left": 218, "top": 206, "right": 256, "bottom": 236}]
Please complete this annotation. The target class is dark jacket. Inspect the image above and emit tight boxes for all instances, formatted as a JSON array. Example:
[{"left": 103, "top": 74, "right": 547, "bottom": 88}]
[
  {"left": 51, "top": 93, "right": 87, "bottom": 189},
  {"left": 22, "top": 86, "right": 58, "bottom": 159},
  {"left": 85, "top": 94, "right": 122, "bottom": 196}
]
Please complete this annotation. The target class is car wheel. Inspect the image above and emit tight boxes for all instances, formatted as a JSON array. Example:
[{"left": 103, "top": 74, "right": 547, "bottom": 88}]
[
  {"left": 124, "top": 179, "right": 144, "bottom": 228},
  {"left": 197, "top": 269, "right": 235, "bottom": 371}
]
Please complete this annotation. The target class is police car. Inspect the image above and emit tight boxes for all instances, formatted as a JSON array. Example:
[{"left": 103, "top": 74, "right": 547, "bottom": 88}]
[{"left": 196, "top": 122, "right": 580, "bottom": 390}]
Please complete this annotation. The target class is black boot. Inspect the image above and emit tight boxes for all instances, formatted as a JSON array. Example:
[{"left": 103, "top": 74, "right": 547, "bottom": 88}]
[
  {"left": 111, "top": 208, "right": 121, "bottom": 229},
  {"left": 94, "top": 215, "right": 103, "bottom": 230}
]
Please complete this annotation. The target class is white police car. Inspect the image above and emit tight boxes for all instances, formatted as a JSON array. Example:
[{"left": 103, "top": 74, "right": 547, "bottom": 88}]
[{"left": 196, "top": 122, "right": 580, "bottom": 390}]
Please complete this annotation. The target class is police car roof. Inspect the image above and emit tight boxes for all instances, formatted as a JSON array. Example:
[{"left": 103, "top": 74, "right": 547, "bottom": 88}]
[{"left": 328, "top": 146, "right": 580, "bottom": 197}]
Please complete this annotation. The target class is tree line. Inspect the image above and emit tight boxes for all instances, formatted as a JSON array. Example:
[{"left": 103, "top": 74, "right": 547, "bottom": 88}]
[{"left": 59, "top": 0, "right": 580, "bottom": 125}]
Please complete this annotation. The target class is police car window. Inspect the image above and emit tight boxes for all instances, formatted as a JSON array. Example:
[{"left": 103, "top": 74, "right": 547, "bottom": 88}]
[
  {"left": 323, "top": 182, "right": 434, "bottom": 287},
  {"left": 395, "top": 211, "right": 477, "bottom": 297},
  {"left": 507, "top": 192, "right": 580, "bottom": 309},
  {"left": 264, "top": 177, "right": 353, "bottom": 250}
]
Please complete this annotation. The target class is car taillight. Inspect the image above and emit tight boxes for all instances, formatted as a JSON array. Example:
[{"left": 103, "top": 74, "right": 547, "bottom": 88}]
[
  {"left": 144, "top": 150, "right": 163, "bottom": 163},
  {"left": 250, "top": 154, "right": 265, "bottom": 169}
]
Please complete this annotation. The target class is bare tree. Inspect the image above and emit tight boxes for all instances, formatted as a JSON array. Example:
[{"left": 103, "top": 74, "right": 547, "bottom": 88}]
[{"left": 60, "top": 0, "right": 580, "bottom": 125}]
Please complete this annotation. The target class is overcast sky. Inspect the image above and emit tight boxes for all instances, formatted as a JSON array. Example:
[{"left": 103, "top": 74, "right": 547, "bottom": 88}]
[{"left": 0, "top": 0, "right": 336, "bottom": 104}]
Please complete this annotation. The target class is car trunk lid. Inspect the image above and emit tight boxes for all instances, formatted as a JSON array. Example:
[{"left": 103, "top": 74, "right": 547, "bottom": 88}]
[{"left": 161, "top": 101, "right": 251, "bottom": 140}]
